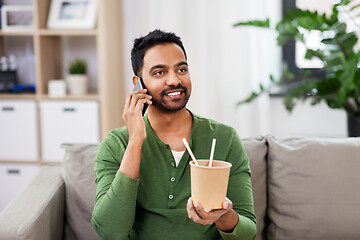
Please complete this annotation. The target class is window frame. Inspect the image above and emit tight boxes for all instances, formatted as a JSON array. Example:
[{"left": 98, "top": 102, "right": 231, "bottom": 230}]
[{"left": 281, "top": 0, "right": 325, "bottom": 83}]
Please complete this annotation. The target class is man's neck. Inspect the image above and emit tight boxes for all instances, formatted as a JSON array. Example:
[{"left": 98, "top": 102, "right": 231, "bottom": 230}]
[{"left": 147, "top": 106, "right": 193, "bottom": 151}]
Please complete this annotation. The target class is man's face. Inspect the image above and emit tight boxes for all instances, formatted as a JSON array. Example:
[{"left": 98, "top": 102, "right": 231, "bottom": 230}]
[{"left": 140, "top": 43, "right": 191, "bottom": 112}]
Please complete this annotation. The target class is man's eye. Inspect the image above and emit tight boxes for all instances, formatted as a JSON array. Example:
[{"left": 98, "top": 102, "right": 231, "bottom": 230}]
[
  {"left": 154, "top": 71, "right": 164, "bottom": 76},
  {"left": 178, "top": 68, "right": 187, "bottom": 73}
]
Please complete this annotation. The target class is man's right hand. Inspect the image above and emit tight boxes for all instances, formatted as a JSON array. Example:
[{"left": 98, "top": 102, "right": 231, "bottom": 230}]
[
  {"left": 119, "top": 89, "right": 152, "bottom": 179},
  {"left": 122, "top": 89, "right": 152, "bottom": 143}
]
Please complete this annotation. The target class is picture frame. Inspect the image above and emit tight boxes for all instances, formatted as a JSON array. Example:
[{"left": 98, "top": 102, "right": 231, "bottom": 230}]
[
  {"left": 47, "top": 0, "right": 98, "bottom": 29},
  {"left": 1, "top": 5, "right": 34, "bottom": 31}
]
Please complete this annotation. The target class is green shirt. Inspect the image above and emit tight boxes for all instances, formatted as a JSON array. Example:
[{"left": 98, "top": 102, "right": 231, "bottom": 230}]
[{"left": 92, "top": 111, "right": 256, "bottom": 240}]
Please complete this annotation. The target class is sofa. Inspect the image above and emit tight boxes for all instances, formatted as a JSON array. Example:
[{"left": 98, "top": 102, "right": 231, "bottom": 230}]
[{"left": 0, "top": 135, "right": 359, "bottom": 240}]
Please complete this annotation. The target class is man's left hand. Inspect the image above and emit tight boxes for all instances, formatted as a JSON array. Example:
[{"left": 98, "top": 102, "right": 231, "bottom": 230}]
[{"left": 186, "top": 197, "right": 233, "bottom": 226}]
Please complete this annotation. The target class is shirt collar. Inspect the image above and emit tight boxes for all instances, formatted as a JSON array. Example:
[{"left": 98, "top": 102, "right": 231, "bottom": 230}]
[{"left": 144, "top": 109, "right": 198, "bottom": 149}]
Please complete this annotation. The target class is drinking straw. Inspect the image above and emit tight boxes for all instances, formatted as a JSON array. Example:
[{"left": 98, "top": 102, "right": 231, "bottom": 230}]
[
  {"left": 182, "top": 138, "right": 199, "bottom": 166},
  {"left": 209, "top": 138, "right": 216, "bottom": 167}
]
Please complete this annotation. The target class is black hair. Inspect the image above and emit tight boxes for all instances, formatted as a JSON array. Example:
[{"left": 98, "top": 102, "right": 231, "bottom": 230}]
[{"left": 131, "top": 29, "right": 187, "bottom": 77}]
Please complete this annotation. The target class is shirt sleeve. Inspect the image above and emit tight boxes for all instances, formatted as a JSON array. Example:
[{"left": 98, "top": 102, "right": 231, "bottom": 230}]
[
  {"left": 218, "top": 129, "right": 257, "bottom": 240},
  {"left": 91, "top": 131, "right": 139, "bottom": 240}
]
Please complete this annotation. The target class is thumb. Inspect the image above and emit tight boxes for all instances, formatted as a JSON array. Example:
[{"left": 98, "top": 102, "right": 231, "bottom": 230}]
[{"left": 223, "top": 198, "right": 232, "bottom": 209}]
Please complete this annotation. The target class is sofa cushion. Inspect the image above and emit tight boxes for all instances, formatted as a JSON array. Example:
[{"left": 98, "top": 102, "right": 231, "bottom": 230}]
[
  {"left": 243, "top": 137, "right": 268, "bottom": 240},
  {"left": 61, "top": 143, "right": 100, "bottom": 240},
  {"left": 266, "top": 135, "right": 360, "bottom": 240}
]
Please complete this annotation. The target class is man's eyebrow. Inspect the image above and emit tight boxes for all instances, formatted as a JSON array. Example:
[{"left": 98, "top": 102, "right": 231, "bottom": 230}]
[
  {"left": 149, "top": 64, "right": 166, "bottom": 73},
  {"left": 149, "top": 62, "right": 187, "bottom": 73},
  {"left": 175, "top": 61, "right": 188, "bottom": 67}
]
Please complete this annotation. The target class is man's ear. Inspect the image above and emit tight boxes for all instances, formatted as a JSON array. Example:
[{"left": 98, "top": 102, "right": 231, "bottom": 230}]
[{"left": 132, "top": 76, "right": 139, "bottom": 86}]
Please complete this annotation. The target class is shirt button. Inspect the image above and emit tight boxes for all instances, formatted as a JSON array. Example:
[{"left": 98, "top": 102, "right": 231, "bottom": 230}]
[
  {"left": 171, "top": 162, "right": 175, "bottom": 167},
  {"left": 171, "top": 177, "right": 175, "bottom": 182},
  {"left": 169, "top": 194, "right": 174, "bottom": 199}
]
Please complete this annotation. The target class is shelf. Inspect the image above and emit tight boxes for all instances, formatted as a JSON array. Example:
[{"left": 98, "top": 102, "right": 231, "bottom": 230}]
[
  {"left": 0, "top": 1, "right": 124, "bottom": 164},
  {"left": 0, "top": 93, "right": 36, "bottom": 100},
  {"left": 39, "top": 93, "right": 100, "bottom": 101},
  {"left": 0, "top": 30, "right": 35, "bottom": 36},
  {"left": 0, "top": 160, "right": 40, "bottom": 164},
  {"left": 38, "top": 29, "right": 98, "bottom": 36}
]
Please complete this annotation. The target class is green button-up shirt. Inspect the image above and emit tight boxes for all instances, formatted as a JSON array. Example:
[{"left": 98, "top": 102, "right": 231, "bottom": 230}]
[{"left": 92, "top": 111, "right": 256, "bottom": 240}]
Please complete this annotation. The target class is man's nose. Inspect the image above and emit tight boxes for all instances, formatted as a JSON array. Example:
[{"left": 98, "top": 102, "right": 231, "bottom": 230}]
[{"left": 166, "top": 72, "right": 181, "bottom": 86}]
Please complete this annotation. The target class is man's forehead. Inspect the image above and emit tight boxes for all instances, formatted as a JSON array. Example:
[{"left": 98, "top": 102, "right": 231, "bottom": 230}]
[{"left": 143, "top": 43, "right": 186, "bottom": 67}]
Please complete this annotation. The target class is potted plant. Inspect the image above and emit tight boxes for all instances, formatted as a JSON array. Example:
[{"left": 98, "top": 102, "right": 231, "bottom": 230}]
[
  {"left": 234, "top": 0, "right": 360, "bottom": 137},
  {"left": 67, "top": 58, "right": 88, "bottom": 95}
]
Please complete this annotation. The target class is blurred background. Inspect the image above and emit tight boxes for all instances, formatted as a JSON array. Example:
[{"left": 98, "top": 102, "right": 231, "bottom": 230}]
[
  {"left": 0, "top": 0, "right": 350, "bottom": 210},
  {"left": 122, "top": 0, "right": 346, "bottom": 138}
]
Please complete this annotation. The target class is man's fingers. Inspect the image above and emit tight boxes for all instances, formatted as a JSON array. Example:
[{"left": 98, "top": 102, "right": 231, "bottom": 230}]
[
  {"left": 194, "top": 202, "right": 208, "bottom": 219},
  {"left": 187, "top": 197, "right": 195, "bottom": 216},
  {"left": 223, "top": 197, "right": 233, "bottom": 210},
  {"left": 187, "top": 198, "right": 202, "bottom": 222},
  {"left": 129, "top": 93, "right": 151, "bottom": 110},
  {"left": 134, "top": 98, "right": 151, "bottom": 112}
]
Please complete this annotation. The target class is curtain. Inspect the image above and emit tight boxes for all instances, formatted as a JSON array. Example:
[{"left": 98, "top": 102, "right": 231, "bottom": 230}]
[{"left": 122, "top": 0, "right": 282, "bottom": 138}]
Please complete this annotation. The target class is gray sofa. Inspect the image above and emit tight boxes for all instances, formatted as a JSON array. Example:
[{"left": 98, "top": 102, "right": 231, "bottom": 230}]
[{"left": 0, "top": 135, "right": 359, "bottom": 240}]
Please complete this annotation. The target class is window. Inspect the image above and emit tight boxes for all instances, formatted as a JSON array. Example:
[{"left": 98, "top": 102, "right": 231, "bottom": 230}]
[{"left": 282, "top": 0, "right": 333, "bottom": 82}]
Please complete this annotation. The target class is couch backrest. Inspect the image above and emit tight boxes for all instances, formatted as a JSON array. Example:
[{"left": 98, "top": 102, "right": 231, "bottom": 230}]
[
  {"left": 242, "top": 137, "right": 268, "bottom": 240},
  {"left": 61, "top": 143, "right": 101, "bottom": 240},
  {"left": 266, "top": 135, "right": 360, "bottom": 240}
]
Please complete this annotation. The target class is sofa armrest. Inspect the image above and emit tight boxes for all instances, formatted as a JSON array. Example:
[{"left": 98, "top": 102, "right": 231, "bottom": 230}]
[{"left": 0, "top": 166, "right": 65, "bottom": 240}]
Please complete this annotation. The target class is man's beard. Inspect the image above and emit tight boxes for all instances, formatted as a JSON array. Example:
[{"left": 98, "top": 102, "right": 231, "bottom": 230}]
[{"left": 150, "top": 85, "right": 190, "bottom": 112}]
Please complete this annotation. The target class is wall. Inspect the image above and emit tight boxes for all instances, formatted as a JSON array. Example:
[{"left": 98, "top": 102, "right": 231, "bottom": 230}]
[
  {"left": 122, "top": 0, "right": 286, "bottom": 138},
  {"left": 269, "top": 98, "right": 347, "bottom": 137}
]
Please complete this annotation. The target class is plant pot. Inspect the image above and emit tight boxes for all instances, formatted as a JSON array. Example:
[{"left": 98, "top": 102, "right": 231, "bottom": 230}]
[
  {"left": 67, "top": 74, "right": 88, "bottom": 95},
  {"left": 347, "top": 113, "right": 360, "bottom": 137}
]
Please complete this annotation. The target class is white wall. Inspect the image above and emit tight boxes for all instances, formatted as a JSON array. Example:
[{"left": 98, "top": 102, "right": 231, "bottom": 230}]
[
  {"left": 122, "top": 0, "right": 286, "bottom": 138},
  {"left": 269, "top": 98, "right": 347, "bottom": 137}
]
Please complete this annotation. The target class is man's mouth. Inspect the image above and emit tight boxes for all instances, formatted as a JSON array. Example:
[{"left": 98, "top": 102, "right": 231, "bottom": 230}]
[
  {"left": 161, "top": 86, "right": 187, "bottom": 98},
  {"left": 166, "top": 91, "right": 182, "bottom": 96}
]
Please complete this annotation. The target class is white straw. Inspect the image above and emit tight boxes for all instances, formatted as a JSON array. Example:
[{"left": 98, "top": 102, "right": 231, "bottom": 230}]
[
  {"left": 209, "top": 139, "right": 216, "bottom": 167},
  {"left": 182, "top": 138, "right": 199, "bottom": 166}
]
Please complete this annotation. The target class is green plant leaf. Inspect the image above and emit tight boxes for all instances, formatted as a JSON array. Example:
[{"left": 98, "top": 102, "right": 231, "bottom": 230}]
[
  {"left": 336, "top": 32, "right": 358, "bottom": 58},
  {"left": 324, "top": 51, "right": 344, "bottom": 68},
  {"left": 237, "top": 92, "right": 259, "bottom": 105},
  {"left": 321, "top": 38, "right": 337, "bottom": 44},
  {"left": 332, "top": 22, "right": 346, "bottom": 34},
  {"left": 316, "top": 77, "right": 340, "bottom": 96},
  {"left": 282, "top": 80, "right": 318, "bottom": 112},
  {"left": 325, "top": 97, "right": 342, "bottom": 109},
  {"left": 233, "top": 0, "right": 360, "bottom": 114},
  {"left": 350, "top": 3, "right": 360, "bottom": 11},
  {"left": 276, "top": 23, "right": 300, "bottom": 45},
  {"left": 69, "top": 58, "right": 87, "bottom": 74},
  {"left": 338, "top": 53, "right": 359, "bottom": 96},
  {"left": 340, "top": 0, "right": 351, "bottom": 6},
  {"left": 305, "top": 49, "right": 325, "bottom": 61},
  {"left": 233, "top": 19, "right": 270, "bottom": 28},
  {"left": 270, "top": 74, "right": 276, "bottom": 83}
]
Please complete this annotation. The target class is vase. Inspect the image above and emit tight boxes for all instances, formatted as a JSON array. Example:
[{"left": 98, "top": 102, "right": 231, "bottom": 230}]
[
  {"left": 67, "top": 74, "right": 88, "bottom": 95},
  {"left": 347, "top": 113, "right": 360, "bottom": 137}
]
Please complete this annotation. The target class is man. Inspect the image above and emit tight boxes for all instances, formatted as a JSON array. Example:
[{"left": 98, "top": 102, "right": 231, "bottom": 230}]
[{"left": 91, "top": 29, "right": 256, "bottom": 240}]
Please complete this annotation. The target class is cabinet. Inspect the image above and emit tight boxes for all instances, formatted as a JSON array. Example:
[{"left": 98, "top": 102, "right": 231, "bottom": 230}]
[
  {"left": 40, "top": 100, "right": 99, "bottom": 162},
  {"left": 0, "top": 0, "right": 125, "bottom": 164},
  {"left": 0, "top": 100, "right": 39, "bottom": 161},
  {"left": 0, "top": 163, "right": 40, "bottom": 211},
  {"left": 0, "top": 0, "right": 125, "bottom": 209}
]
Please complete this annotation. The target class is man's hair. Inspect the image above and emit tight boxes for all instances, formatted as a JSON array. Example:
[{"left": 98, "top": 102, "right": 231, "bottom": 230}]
[{"left": 131, "top": 29, "right": 187, "bottom": 76}]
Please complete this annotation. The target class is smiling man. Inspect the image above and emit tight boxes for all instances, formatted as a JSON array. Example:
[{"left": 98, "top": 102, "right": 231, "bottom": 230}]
[{"left": 91, "top": 29, "right": 256, "bottom": 240}]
